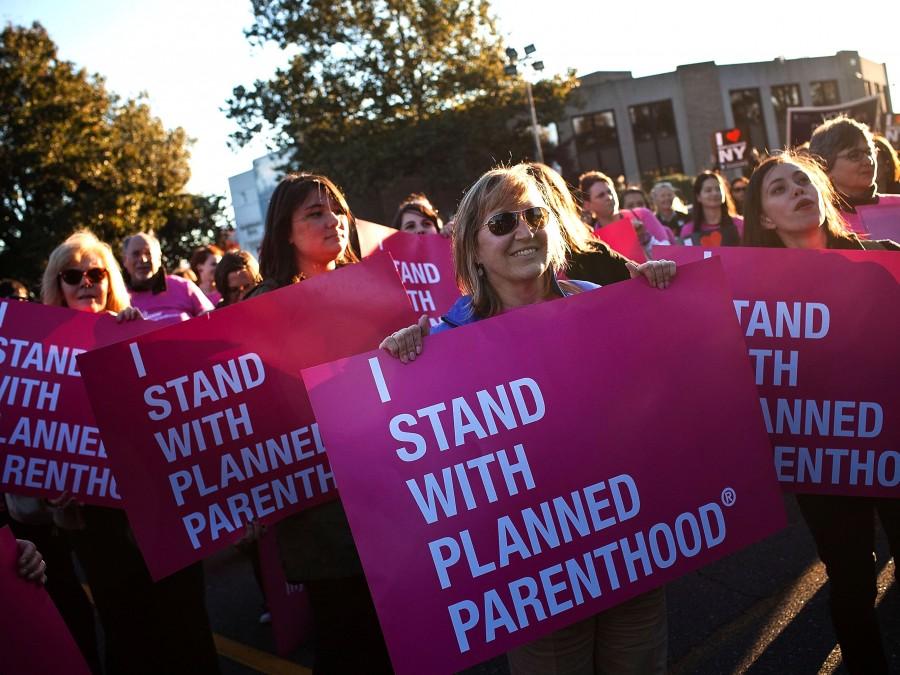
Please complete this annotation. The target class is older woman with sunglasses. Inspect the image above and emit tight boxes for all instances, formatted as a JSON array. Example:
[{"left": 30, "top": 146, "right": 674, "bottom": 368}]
[
  {"left": 40, "top": 231, "right": 220, "bottom": 675},
  {"left": 381, "top": 165, "right": 674, "bottom": 674},
  {"left": 809, "top": 115, "right": 900, "bottom": 236}
]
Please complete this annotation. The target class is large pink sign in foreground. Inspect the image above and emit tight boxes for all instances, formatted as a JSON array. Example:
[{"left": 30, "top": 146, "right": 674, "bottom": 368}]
[
  {"left": 0, "top": 526, "right": 92, "bottom": 675},
  {"left": 659, "top": 246, "right": 899, "bottom": 497},
  {"left": 302, "top": 260, "right": 786, "bottom": 675},
  {"left": 0, "top": 301, "right": 162, "bottom": 506},
  {"left": 356, "top": 220, "right": 459, "bottom": 326},
  {"left": 78, "top": 255, "right": 417, "bottom": 579}
]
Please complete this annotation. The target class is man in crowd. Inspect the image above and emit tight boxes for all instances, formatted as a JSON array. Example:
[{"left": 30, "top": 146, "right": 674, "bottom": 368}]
[{"left": 122, "top": 231, "right": 214, "bottom": 321}]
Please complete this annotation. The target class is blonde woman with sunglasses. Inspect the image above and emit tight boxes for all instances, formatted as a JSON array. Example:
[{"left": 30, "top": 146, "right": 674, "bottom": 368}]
[
  {"left": 381, "top": 165, "right": 675, "bottom": 673},
  {"left": 382, "top": 164, "right": 675, "bottom": 361},
  {"left": 40, "top": 230, "right": 220, "bottom": 674}
]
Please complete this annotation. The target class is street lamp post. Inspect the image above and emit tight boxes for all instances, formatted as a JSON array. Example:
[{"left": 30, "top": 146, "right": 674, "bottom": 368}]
[{"left": 505, "top": 44, "right": 545, "bottom": 164}]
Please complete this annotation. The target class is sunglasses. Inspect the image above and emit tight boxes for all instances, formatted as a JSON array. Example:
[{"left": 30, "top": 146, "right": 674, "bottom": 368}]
[
  {"left": 59, "top": 268, "right": 107, "bottom": 286},
  {"left": 837, "top": 147, "right": 874, "bottom": 163},
  {"left": 483, "top": 206, "right": 549, "bottom": 236}
]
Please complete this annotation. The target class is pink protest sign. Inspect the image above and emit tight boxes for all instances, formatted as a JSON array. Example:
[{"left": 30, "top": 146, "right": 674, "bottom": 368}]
[
  {"left": 857, "top": 201, "right": 900, "bottom": 241},
  {"left": 77, "top": 254, "right": 418, "bottom": 580},
  {"left": 302, "top": 260, "right": 785, "bottom": 674},
  {"left": 0, "top": 526, "right": 92, "bottom": 675},
  {"left": 662, "top": 246, "right": 899, "bottom": 496},
  {"left": 593, "top": 218, "right": 647, "bottom": 263},
  {"left": 356, "top": 220, "right": 460, "bottom": 325},
  {"left": 0, "top": 301, "right": 163, "bottom": 506},
  {"left": 258, "top": 530, "right": 312, "bottom": 656}
]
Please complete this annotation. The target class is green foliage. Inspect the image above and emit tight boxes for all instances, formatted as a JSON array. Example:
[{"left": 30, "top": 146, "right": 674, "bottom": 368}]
[
  {"left": 0, "top": 22, "right": 226, "bottom": 285},
  {"left": 227, "top": 0, "right": 576, "bottom": 218}
]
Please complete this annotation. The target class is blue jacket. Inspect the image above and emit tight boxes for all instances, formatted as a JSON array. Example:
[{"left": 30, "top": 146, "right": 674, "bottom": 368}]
[{"left": 432, "top": 276, "right": 598, "bottom": 334}]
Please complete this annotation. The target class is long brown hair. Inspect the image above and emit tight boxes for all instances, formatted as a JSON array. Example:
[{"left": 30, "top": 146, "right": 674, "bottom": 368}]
[
  {"left": 742, "top": 152, "right": 852, "bottom": 247},
  {"left": 258, "top": 173, "right": 359, "bottom": 286}
]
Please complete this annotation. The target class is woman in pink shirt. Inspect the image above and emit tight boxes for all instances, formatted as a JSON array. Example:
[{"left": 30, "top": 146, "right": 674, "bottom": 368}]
[{"left": 578, "top": 171, "right": 675, "bottom": 255}]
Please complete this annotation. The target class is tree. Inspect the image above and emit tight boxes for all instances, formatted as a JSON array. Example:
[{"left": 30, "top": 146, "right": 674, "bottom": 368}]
[
  {"left": 226, "top": 0, "right": 576, "bottom": 219},
  {"left": 0, "top": 22, "right": 226, "bottom": 285}
]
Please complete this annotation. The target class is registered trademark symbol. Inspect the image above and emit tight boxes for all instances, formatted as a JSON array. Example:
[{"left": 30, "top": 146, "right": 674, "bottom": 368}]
[{"left": 721, "top": 487, "right": 736, "bottom": 507}]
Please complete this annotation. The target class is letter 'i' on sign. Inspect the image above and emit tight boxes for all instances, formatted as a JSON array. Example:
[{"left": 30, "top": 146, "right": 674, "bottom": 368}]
[
  {"left": 130, "top": 342, "right": 147, "bottom": 378},
  {"left": 0, "top": 302, "right": 7, "bottom": 328},
  {"left": 369, "top": 357, "right": 391, "bottom": 403}
]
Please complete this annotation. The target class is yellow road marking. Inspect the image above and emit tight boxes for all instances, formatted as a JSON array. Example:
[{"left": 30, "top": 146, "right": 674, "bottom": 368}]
[{"left": 213, "top": 633, "right": 311, "bottom": 675}]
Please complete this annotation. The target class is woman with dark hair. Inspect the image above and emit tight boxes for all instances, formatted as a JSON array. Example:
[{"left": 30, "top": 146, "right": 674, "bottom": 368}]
[
  {"left": 243, "top": 172, "right": 390, "bottom": 674},
  {"left": 189, "top": 245, "right": 223, "bottom": 304},
  {"left": 381, "top": 164, "right": 675, "bottom": 674},
  {"left": 808, "top": 116, "right": 900, "bottom": 234},
  {"left": 730, "top": 176, "right": 749, "bottom": 215},
  {"left": 390, "top": 193, "right": 442, "bottom": 234},
  {"left": 214, "top": 250, "right": 261, "bottom": 307},
  {"left": 681, "top": 171, "right": 743, "bottom": 246},
  {"left": 742, "top": 151, "right": 898, "bottom": 675},
  {"left": 620, "top": 186, "right": 650, "bottom": 211}
]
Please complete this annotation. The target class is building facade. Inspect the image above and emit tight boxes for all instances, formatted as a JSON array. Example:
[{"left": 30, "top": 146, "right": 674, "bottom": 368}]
[
  {"left": 557, "top": 51, "right": 893, "bottom": 185},
  {"left": 227, "top": 152, "right": 289, "bottom": 255}
]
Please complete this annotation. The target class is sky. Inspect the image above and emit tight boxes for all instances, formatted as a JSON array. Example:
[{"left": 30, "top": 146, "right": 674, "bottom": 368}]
[{"left": 3, "top": 0, "right": 898, "bottom": 206}]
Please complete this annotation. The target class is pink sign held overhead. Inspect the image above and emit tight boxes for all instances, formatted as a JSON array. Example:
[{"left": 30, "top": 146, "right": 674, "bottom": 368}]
[
  {"left": 0, "top": 526, "right": 92, "bottom": 675},
  {"left": 356, "top": 220, "right": 460, "bottom": 326},
  {"left": 0, "top": 302, "right": 163, "bottom": 506},
  {"left": 77, "top": 254, "right": 417, "bottom": 580},
  {"left": 302, "top": 260, "right": 785, "bottom": 675},
  {"left": 662, "top": 246, "right": 900, "bottom": 497},
  {"left": 594, "top": 218, "right": 647, "bottom": 263}
]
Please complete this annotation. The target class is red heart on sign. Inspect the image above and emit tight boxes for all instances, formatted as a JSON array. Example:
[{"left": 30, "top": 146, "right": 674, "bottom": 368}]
[{"left": 725, "top": 128, "right": 742, "bottom": 143}]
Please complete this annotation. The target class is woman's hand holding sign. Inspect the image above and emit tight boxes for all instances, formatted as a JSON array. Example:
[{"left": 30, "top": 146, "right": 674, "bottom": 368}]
[
  {"left": 380, "top": 314, "right": 431, "bottom": 363},
  {"left": 626, "top": 259, "right": 677, "bottom": 289}
]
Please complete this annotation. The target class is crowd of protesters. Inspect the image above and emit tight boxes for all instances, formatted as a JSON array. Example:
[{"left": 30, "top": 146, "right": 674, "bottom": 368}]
[{"left": 1, "top": 114, "right": 898, "bottom": 675}]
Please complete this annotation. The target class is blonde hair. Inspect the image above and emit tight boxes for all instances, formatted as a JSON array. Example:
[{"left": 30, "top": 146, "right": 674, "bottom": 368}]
[
  {"left": 452, "top": 164, "right": 568, "bottom": 318},
  {"left": 42, "top": 231, "right": 132, "bottom": 312}
]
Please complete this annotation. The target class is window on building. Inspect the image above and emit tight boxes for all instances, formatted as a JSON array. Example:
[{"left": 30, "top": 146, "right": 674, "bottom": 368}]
[
  {"left": 730, "top": 88, "right": 769, "bottom": 152},
  {"left": 770, "top": 84, "right": 802, "bottom": 147},
  {"left": 864, "top": 80, "right": 873, "bottom": 96},
  {"left": 810, "top": 80, "right": 840, "bottom": 106},
  {"left": 572, "top": 111, "right": 625, "bottom": 178},
  {"left": 874, "top": 82, "right": 886, "bottom": 112},
  {"left": 628, "top": 99, "right": 683, "bottom": 180}
]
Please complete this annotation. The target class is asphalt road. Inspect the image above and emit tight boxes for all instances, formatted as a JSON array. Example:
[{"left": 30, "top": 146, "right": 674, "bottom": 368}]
[{"left": 205, "top": 495, "right": 898, "bottom": 674}]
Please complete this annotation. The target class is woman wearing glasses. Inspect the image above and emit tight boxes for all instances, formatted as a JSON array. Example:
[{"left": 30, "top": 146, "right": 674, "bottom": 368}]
[
  {"left": 39, "top": 231, "right": 220, "bottom": 675},
  {"left": 809, "top": 116, "right": 900, "bottom": 236},
  {"left": 381, "top": 165, "right": 675, "bottom": 674}
]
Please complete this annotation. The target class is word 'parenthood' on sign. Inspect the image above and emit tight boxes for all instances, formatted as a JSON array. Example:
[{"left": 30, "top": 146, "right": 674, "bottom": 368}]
[{"left": 302, "top": 259, "right": 786, "bottom": 674}]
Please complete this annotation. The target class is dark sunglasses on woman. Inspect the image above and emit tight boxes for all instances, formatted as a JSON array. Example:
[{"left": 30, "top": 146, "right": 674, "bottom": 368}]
[
  {"left": 58, "top": 268, "right": 107, "bottom": 285},
  {"left": 483, "top": 206, "right": 549, "bottom": 236}
]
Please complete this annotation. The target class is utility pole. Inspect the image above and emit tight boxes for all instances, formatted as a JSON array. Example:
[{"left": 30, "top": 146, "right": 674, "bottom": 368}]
[{"left": 504, "top": 44, "right": 545, "bottom": 164}]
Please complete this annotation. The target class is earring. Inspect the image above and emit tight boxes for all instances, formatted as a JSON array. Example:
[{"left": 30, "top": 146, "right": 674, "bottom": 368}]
[{"left": 476, "top": 263, "right": 485, "bottom": 277}]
